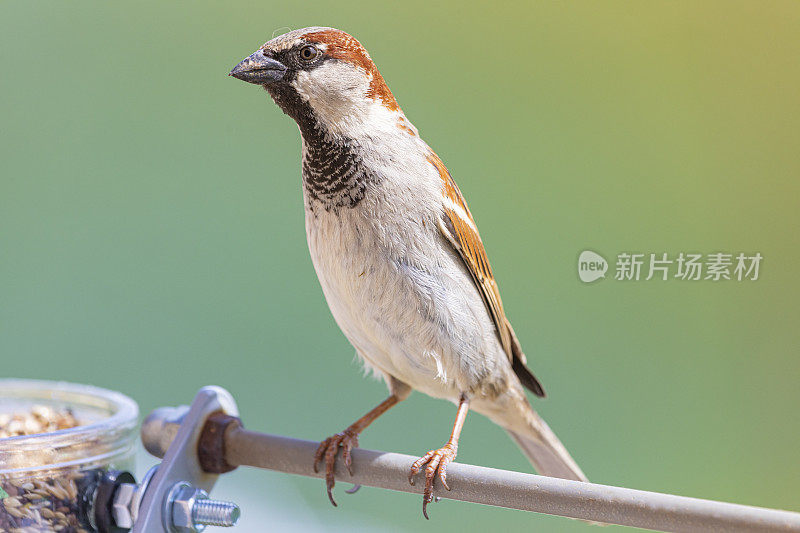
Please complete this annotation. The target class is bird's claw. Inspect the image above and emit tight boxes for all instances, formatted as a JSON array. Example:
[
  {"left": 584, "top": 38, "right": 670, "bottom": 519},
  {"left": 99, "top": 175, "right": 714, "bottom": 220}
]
[
  {"left": 313, "top": 430, "right": 359, "bottom": 506},
  {"left": 408, "top": 442, "right": 457, "bottom": 519}
]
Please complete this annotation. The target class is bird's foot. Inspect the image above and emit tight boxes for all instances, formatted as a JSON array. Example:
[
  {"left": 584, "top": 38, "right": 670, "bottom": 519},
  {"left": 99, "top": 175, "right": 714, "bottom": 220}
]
[
  {"left": 313, "top": 429, "right": 359, "bottom": 506},
  {"left": 408, "top": 442, "right": 457, "bottom": 519}
]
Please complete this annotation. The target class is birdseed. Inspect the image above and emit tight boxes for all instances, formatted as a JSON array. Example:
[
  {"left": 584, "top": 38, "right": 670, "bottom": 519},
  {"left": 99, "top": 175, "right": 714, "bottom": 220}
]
[{"left": 0, "top": 406, "right": 97, "bottom": 533}]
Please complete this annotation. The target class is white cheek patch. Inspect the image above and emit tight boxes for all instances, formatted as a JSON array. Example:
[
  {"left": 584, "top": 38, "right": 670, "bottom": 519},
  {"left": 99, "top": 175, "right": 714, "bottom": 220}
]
[
  {"left": 293, "top": 62, "right": 368, "bottom": 104},
  {"left": 292, "top": 61, "right": 384, "bottom": 135}
]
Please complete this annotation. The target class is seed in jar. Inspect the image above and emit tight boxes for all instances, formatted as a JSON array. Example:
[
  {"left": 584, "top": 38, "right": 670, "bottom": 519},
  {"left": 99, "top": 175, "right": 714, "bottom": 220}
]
[
  {"left": 47, "top": 484, "right": 68, "bottom": 501},
  {"left": 31, "top": 405, "right": 53, "bottom": 420},
  {"left": 5, "top": 507, "right": 24, "bottom": 519},
  {"left": 0, "top": 405, "right": 80, "bottom": 437},
  {"left": 65, "top": 479, "right": 77, "bottom": 500},
  {"left": 56, "top": 479, "right": 74, "bottom": 500},
  {"left": 2, "top": 498, "right": 20, "bottom": 508},
  {"left": 1, "top": 411, "right": 105, "bottom": 533},
  {"left": 22, "top": 419, "right": 38, "bottom": 435}
]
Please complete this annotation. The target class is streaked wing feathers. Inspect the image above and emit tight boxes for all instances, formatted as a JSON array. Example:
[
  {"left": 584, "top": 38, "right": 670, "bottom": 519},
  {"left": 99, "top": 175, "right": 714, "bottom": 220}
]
[{"left": 428, "top": 152, "right": 545, "bottom": 398}]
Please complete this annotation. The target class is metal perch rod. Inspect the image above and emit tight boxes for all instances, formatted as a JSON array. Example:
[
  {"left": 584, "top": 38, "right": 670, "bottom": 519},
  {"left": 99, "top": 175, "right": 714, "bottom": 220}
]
[{"left": 218, "top": 427, "right": 799, "bottom": 532}]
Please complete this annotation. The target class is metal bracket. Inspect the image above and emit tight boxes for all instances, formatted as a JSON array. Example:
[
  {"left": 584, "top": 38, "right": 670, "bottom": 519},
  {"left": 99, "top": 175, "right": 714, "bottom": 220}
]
[{"left": 133, "top": 386, "right": 239, "bottom": 533}]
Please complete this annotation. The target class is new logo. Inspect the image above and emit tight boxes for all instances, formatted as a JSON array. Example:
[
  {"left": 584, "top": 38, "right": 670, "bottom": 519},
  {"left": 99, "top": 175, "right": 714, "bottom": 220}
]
[{"left": 578, "top": 250, "right": 608, "bottom": 283}]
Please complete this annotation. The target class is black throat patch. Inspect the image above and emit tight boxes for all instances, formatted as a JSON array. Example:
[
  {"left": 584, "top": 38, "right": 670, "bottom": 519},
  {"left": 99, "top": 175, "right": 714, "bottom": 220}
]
[{"left": 266, "top": 85, "right": 372, "bottom": 212}]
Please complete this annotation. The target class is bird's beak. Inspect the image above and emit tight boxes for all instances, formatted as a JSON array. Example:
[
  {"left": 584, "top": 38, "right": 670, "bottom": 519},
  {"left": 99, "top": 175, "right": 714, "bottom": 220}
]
[{"left": 229, "top": 51, "right": 287, "bottom": 85}]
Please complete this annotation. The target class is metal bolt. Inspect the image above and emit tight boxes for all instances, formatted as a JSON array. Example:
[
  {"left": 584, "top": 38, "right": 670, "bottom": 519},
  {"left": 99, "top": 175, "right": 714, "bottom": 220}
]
[
  {"left": 166, "top": 482, "right": 240, "bottom": 532},
  {"left": 192, "top": 498, "right": 241, "bottom": 527}
]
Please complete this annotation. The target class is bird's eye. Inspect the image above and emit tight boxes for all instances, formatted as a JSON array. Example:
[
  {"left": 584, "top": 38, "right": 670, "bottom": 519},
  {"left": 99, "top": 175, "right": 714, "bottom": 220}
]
[{"left": 299, "top": 45, "right": 319, "bottom": 62}]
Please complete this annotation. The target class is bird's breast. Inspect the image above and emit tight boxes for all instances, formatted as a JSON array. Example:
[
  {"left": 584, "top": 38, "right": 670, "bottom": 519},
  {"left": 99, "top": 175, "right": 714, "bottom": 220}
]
[{"left": 302, "top": 177, "right": 507, "bottom": 398}]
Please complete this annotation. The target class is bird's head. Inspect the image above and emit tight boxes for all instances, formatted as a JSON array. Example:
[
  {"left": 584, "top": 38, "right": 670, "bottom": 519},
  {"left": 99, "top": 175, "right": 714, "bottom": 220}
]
[{"left": 230, "top": 27, "right": 404, "bottom": 137}]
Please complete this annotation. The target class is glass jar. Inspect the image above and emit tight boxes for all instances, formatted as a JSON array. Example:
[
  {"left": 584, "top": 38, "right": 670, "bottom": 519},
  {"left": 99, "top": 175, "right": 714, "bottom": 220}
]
[{"left": 0, "top": 379, "right": 138, "bottom": 533}]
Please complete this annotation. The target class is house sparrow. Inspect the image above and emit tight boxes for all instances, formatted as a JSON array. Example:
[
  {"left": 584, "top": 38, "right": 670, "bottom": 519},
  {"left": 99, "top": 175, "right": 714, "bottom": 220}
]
[{"left": 230, "top": 27, "right": 587, "bottom": 518}]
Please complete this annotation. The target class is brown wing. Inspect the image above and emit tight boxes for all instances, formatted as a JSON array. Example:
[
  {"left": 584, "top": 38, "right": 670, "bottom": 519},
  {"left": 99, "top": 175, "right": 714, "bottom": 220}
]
[{"left": 428, "top": 152, "right": 545, "bottom": 397}]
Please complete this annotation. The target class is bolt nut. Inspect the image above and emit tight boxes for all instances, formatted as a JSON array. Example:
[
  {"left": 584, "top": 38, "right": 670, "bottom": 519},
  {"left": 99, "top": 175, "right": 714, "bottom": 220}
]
[
  {"left": 169, "top": 483, "right": 209, "bottom": 532},
  {"left": 90, "top": 470, "right": 136, "bottom": 533},
  {"left": 111, "top": 483, "right": 138, "bottom": 529},
  {"left": 165, "top": 481, "right": 240, "bottom": 532}
]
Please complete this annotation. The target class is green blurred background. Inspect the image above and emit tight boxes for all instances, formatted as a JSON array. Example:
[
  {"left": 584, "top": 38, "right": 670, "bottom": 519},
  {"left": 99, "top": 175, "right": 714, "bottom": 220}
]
[{"left": 2, "top": 1, "right": 798, "bottom": 531}]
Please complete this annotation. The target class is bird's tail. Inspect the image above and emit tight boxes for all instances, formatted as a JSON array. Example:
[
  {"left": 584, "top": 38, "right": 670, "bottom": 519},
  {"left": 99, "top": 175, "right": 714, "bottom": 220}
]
[{"left": 505, "top": 410, "right": 587, "bottom": 482}]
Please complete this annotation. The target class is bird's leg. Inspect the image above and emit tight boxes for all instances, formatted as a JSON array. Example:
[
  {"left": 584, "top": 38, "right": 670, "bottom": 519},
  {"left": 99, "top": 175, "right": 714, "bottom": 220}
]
[
  {"left": 313, "top": 394, "right": 401, "bottom": 506},
  {"left": 408, "top": 395, "right": 470, "bottom": 519}
]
